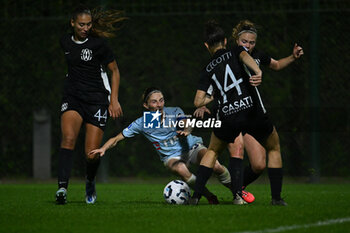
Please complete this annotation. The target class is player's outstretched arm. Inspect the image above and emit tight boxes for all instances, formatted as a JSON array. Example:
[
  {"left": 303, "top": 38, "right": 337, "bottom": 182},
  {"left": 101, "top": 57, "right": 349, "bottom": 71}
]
[
  {"left": 89, "top": 132, "right": 125, "bottom": 157},
  {"left": 269, "top": 43, "right": 304, "bottom": 71},
  {"left": 239, "top": 51, "right": 262, "bottom": 87}
]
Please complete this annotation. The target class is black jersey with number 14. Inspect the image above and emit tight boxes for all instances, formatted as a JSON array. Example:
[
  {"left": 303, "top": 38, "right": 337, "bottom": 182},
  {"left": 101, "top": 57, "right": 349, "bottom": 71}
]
[
  {"left": 198, "top": 46, "right": 255, "bottom": 121},
  {"left": 60, "top": 34, "right": 115, "bottom": 105}
]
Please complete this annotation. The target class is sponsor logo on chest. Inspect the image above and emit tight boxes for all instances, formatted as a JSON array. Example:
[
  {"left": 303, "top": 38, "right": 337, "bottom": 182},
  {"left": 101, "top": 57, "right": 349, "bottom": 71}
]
[{"left": 221, "top": 96, "right": 253, "bottom": 115}]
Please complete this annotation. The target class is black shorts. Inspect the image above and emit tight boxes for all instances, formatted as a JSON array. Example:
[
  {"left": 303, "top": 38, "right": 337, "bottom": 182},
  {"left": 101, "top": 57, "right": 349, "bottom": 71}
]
[
  {"left": 213, "top": 113, "right": 274, "bottom": 144},
  {"left": 243, "top": 113, "right": 274, "bottom": 144},
  {"left": 213, "top": 119, "right": 242, "bottom": 143},
  {"left": 60, "top": 95, "right": 109, "bottom": 131}
]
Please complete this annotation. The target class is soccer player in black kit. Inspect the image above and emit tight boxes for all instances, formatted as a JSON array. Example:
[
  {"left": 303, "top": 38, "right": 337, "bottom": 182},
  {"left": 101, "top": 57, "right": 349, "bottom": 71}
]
[
  {"left": 228, "top": 20, "right": 303, "bottom": 205},
  {"left": 194, "top": 20, "right": 302, "bottom": 205},
  {"left": 190, "top": 20, "right": 263, "bottom": 205},
  {"left": 55, "top": 5, "right": 125, "bottom": 204}
]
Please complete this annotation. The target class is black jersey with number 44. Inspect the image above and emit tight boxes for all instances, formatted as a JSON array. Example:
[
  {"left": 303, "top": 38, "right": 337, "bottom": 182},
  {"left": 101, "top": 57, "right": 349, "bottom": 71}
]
[
  {"left": 60, "top": 34, "right": 115, "bottom": 105},
  {"left": 198, "top": 46, "right": 256, "bottom": 120}
]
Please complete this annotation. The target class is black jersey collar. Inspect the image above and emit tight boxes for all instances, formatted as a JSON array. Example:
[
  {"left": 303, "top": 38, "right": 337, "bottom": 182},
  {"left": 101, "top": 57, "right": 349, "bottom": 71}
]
[{"left": 213, "top": 48, "right": 228, "bottom": 58}]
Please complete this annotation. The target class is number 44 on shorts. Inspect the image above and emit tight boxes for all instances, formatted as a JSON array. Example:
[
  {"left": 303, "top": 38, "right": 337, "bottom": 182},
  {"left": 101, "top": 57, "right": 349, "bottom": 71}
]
[{"left": 94, "top": 109, "right": 107, "bottom": 123}]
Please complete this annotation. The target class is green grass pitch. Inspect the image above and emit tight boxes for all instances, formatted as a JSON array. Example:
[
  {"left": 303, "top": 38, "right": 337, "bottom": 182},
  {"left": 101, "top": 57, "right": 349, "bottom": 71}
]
[{"left": 0, "top": 181, "right": 350, "bottom": 233}]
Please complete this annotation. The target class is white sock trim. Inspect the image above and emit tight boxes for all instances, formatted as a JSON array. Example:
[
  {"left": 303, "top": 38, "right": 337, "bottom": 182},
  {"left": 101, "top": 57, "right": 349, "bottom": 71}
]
[
  {"left": 217, "top": 166, "right": 231, "bottom": 184},
  {"left": 185, "top": 174, "right": 196, "bottom": 189}
]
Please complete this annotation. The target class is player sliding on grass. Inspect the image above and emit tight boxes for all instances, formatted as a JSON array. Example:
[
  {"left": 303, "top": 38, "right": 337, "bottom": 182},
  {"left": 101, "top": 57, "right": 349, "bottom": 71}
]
[{"left": 89, "top": 87, "right": 255, "bottom": 204}]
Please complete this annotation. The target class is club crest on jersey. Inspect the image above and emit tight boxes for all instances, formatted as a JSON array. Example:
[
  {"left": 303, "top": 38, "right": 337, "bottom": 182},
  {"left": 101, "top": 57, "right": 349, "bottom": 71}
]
[
  {"left": 61, "top": 103, "right": 68, "bottom": 112},
  {"left": 81, "top": 48, "right": 93, "bottom": 61}
]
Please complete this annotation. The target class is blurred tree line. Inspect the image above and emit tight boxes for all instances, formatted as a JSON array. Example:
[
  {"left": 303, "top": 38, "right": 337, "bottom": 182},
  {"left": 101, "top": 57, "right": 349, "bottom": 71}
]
[{"left": 0, "top": 0, "right": 349, "bottom": 178}]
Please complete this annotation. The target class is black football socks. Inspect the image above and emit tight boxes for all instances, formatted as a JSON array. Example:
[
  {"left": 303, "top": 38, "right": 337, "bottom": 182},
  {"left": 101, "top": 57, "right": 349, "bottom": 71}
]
[
  {"left": 192, "top": 165, "right": 213, "bottom": 199},
  {"left": 243, "top": 165, "right": 262, "bottom": 188},
  {"left": 228, "top": 157, "right": 243, "bottom": 197},
  {"left": 86, "top": 156, "right": 101, "bottom": 182},
  {"left": 58, "top": 148, "right": 73, "bottom": 189},
  {"left": 268, "top": 167, "right": 283, "bottom": 200}
]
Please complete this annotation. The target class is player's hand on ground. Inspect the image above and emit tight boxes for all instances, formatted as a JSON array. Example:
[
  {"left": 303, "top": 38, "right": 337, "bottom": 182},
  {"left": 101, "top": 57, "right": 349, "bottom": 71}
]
[
  {"left": 109, "top": 100, "right": 123, "bottom": 119},
  {"left": 176, "top": 130, "right": 190, "bottom": 137},
  {"left": 89, "top": 148, "right": 106, "bottom": 157},
  {"left": 250, "top": 72, "right": 262, "bottom": 87},
  {"left": 193, "top": 106, "right": 211, "bottom": 119},
  {"left": 293, "top": 43, "right": 304, "bottom": 59}
]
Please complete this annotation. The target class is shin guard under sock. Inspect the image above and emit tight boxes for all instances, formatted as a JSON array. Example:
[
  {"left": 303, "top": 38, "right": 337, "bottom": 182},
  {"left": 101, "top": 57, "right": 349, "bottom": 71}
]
[
  {"left": 192, "top": 165, "right": 213, "bottom": 199},
  {"left": 268, "top": 168, "right": 283, "bottom": 200},
  {"left": 86, "top": 156, "right": 101, "bottom": 182},
  {"left": 228, "top": 157, "right": 243, "bottom": 196},
  {"left": 58, "top": 148, "right": 73, "bottom": 189},
  {"left": 243, "top": 165, "right": 262, "bottom": 188}
]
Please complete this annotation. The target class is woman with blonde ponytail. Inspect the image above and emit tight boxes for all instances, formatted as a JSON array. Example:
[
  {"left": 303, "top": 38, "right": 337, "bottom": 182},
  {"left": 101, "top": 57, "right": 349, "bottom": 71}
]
[
  {"left": 231, "top": 20, "right": 303, "bottom": 206},
  {"left": 55, "top": 5, "right": 126, "bottom": 205}
]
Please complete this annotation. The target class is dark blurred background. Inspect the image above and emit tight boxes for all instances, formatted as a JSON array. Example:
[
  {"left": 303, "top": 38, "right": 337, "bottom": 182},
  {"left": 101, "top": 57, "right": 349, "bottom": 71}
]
[{"left": 1, "top": 0, "right": 349, "bottom": 181}]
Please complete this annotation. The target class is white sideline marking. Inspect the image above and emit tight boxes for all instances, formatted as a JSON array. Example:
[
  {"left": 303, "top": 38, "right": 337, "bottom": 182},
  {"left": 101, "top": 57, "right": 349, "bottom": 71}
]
[{"left": 234, "top": 217, "right": 350, "bottom": 233}]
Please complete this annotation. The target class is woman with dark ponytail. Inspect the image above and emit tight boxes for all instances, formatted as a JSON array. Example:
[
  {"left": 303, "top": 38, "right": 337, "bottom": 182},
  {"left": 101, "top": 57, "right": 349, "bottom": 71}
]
[
  {"left": 55, "top": 5, "right": 126, "bottom": 205},
  {"left": 191, "top": 20, "right": 262, "bottom": 205}
]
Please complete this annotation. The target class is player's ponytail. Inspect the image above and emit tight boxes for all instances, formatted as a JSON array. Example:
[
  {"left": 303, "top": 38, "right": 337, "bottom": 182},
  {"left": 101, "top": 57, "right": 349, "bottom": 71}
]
[
  {"left": 71, "top": 5, "right": 127, "bottom": 38},
  {"left": 204, "top": 20, "right": 225, "bottom": 47},
  {"left": 91, "top": 8, "right": 127, "bottom": 38},
  {"left": 232, "top": 20, "right": 258, "bottom": 41}
]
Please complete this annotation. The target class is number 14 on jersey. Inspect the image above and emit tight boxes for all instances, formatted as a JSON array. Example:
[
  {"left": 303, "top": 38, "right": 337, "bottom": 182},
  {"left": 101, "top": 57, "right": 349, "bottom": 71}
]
[{"left": 211, "top": 64, "right": 243, "bottom": 104}]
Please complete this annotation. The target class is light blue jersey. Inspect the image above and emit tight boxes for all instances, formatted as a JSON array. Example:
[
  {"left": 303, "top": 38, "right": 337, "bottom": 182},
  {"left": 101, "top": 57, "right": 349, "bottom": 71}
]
[{"left": 122, "top": 107, "right": 203, "bottom": 162}]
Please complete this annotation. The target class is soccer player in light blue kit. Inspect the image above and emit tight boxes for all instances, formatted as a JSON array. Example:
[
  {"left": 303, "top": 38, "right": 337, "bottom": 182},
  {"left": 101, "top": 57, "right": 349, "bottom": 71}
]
[{"left": 90, "top": 87, "right": 254, "bottom": 204}]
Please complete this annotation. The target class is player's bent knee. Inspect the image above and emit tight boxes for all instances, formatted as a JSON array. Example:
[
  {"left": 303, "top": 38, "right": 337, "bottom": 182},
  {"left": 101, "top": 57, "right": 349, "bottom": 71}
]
[
  {"left": 251, "top": 163, "right": 266, "bottom": 173},
  {"left": 171, "top": 162, "right": 191, "bottom": 180},
  {"left": 168, "top": 160, "right": 183, "bottom": 171},
  {"left": 61, "top": 136, "right": 77, "bottom": 149}
]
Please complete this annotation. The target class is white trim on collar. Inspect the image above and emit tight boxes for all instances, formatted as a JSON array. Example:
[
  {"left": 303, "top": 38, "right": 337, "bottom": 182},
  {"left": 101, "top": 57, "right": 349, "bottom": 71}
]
[{"left": 71, "top": 35, "right": 88, "bottom": 44}]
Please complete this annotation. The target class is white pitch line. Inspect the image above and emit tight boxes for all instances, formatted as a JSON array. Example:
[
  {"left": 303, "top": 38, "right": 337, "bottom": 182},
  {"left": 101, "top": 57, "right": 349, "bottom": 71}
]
[{"left": 234, "top": 217, "right": 350, "bottom": 233}]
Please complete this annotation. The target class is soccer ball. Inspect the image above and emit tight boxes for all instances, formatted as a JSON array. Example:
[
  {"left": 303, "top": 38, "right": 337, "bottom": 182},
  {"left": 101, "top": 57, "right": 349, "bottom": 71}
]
[{"left": 163, "top": 180, "right": 191, "bottom": 205}]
